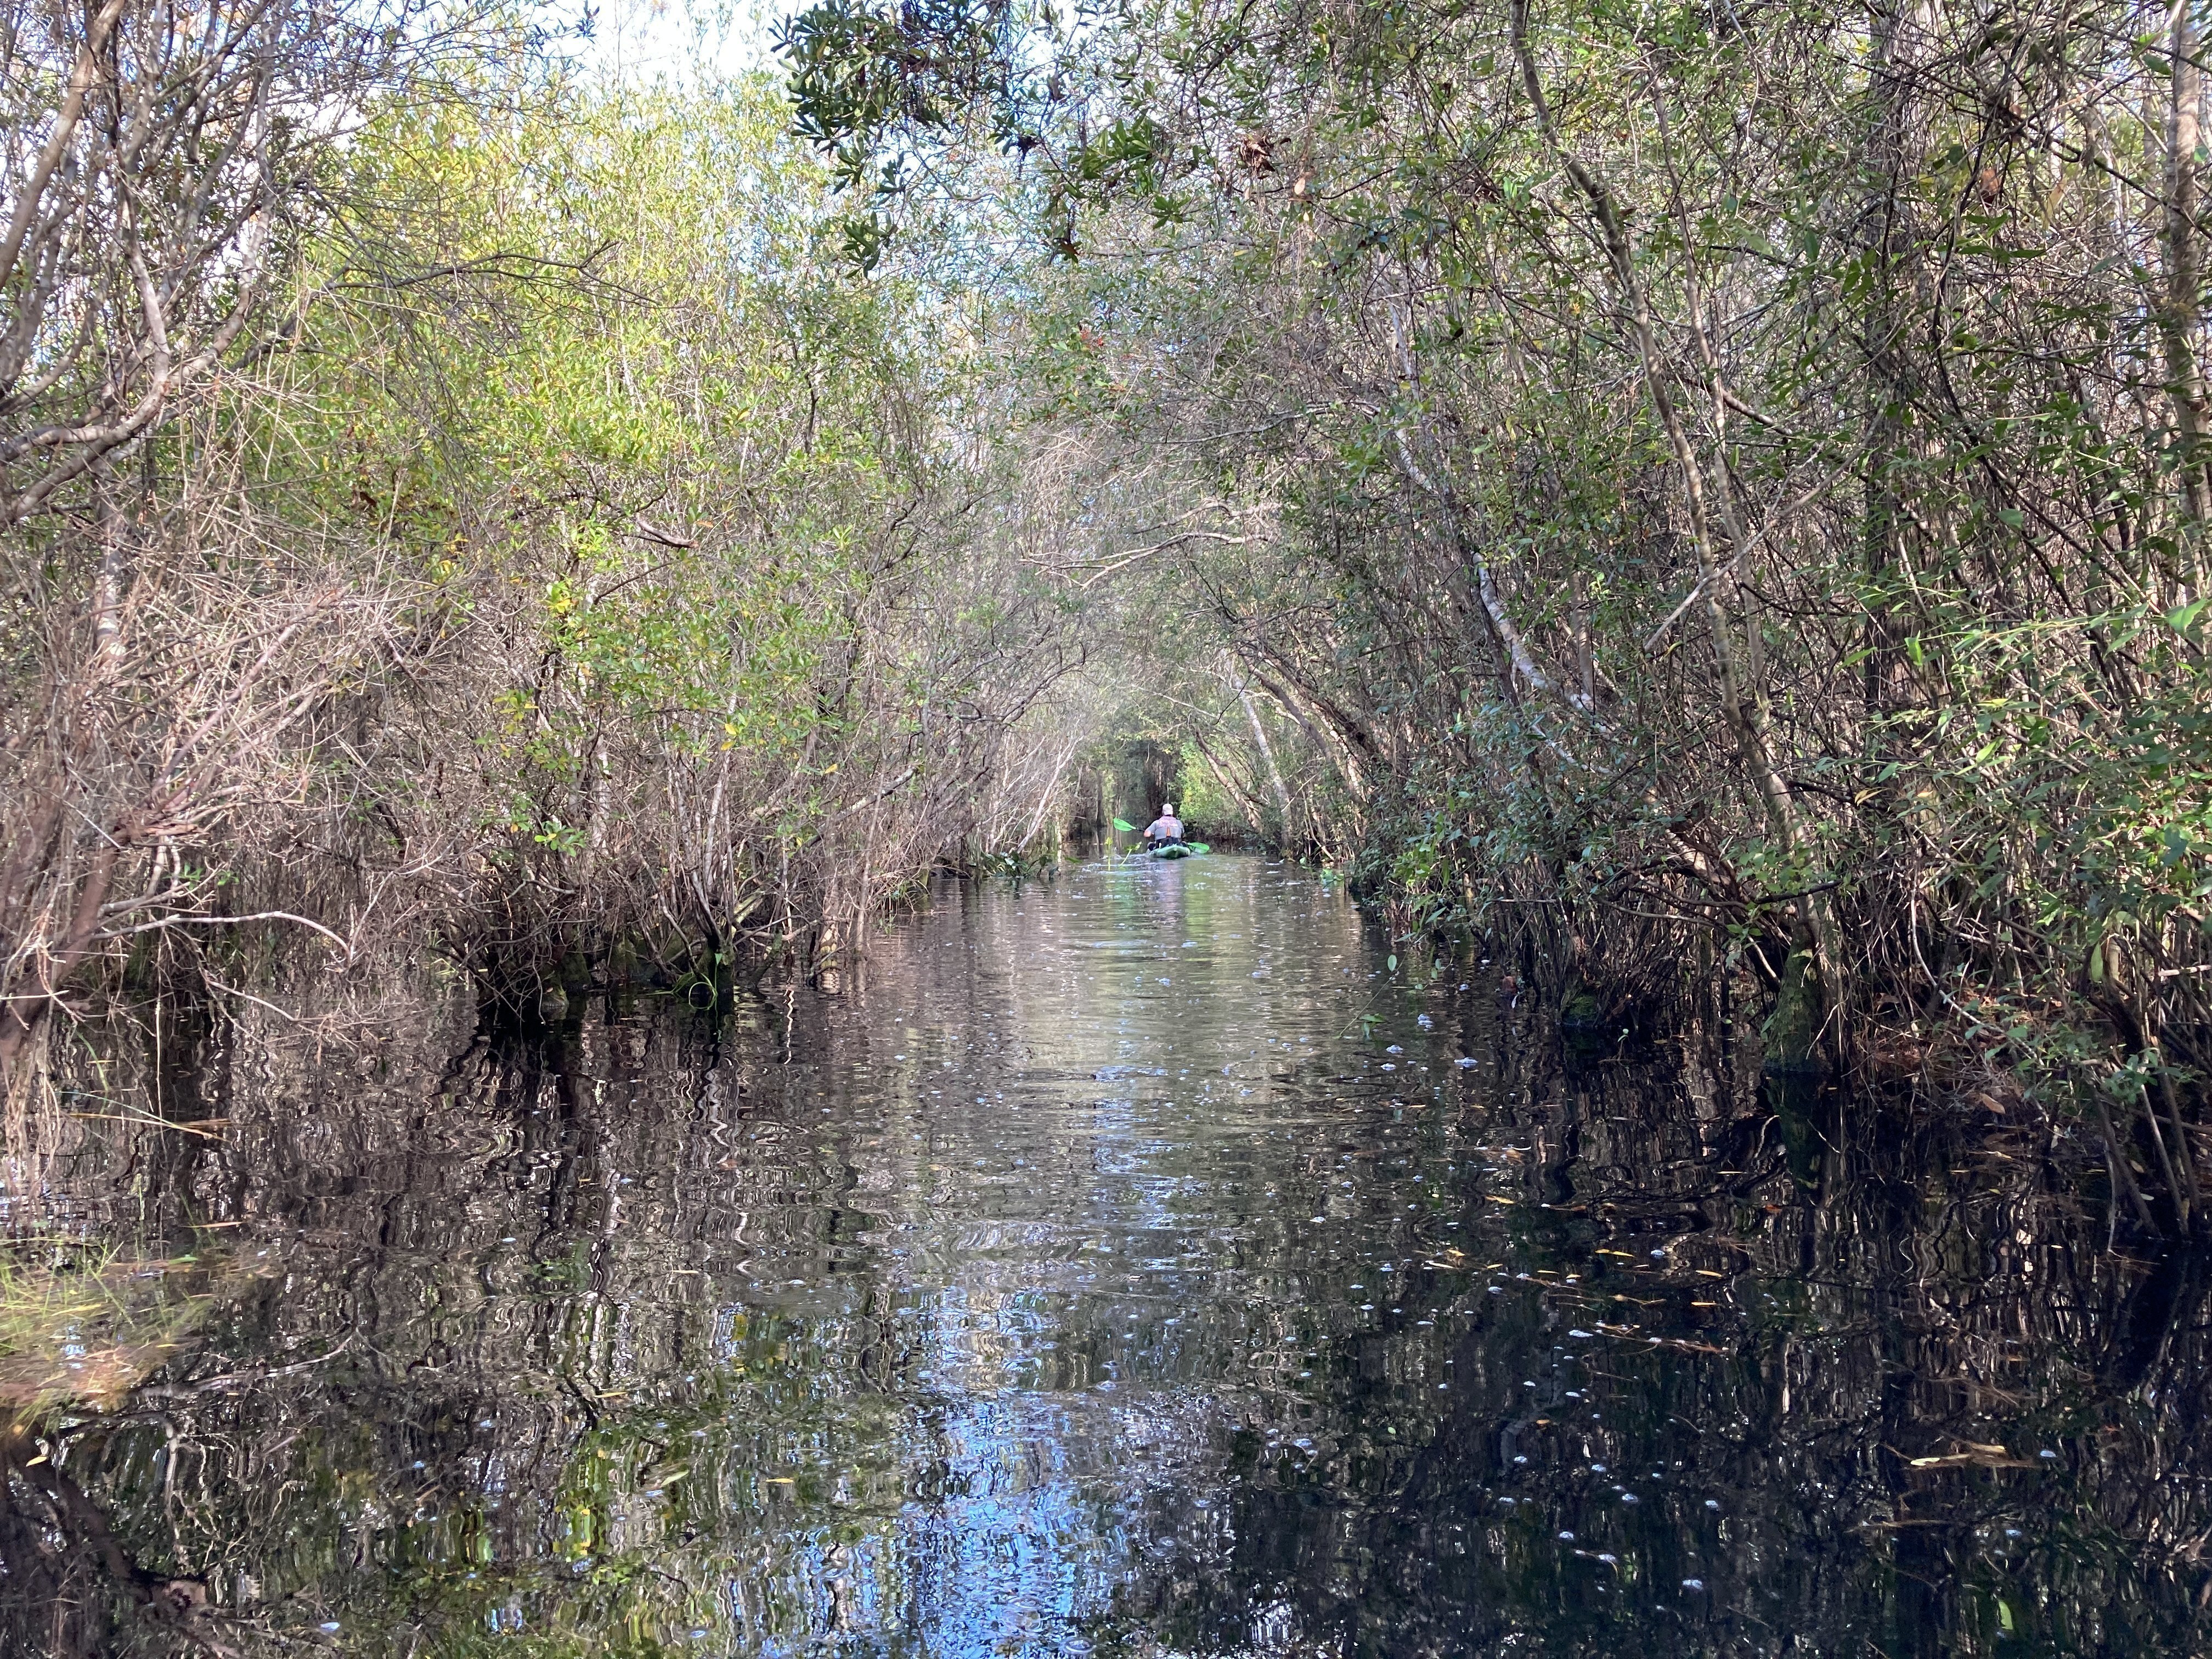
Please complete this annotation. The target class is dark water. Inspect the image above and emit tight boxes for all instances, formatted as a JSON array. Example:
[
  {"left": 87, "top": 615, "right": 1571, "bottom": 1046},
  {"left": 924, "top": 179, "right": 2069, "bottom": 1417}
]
[{"left": 9, "top": 856, "right": 2212, "bottom": 1656}]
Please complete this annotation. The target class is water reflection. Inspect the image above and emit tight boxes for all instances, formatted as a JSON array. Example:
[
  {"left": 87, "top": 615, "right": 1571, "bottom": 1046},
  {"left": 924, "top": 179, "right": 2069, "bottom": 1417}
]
[{"left": 7, "top": 856, "right": 2210, "bottom": 1656}]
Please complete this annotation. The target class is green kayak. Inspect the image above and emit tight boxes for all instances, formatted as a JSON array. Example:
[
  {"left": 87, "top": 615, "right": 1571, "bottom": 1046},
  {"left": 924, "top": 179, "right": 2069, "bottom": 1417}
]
[{"left": 1148, "top": 842, "right": 1209, "bottom": 860}]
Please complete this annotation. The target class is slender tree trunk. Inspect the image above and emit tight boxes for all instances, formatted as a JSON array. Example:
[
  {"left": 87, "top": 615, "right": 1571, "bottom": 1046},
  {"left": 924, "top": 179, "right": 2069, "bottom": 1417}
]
[
  {"left": 1234, "top": 670, "right": 1294, "bottom": 830},
  {"left": 1862, "top": 0, "right": 1919, "bottom": 714},
  {"left": 2162, "top": 0, "right": 2212, "bottom": 582},
  {"left": 1571, "top": 567, "right": 1593, "bottom": 709},
  {"left": 0, "top": 838, "right": 124, "bottom": 1079}
]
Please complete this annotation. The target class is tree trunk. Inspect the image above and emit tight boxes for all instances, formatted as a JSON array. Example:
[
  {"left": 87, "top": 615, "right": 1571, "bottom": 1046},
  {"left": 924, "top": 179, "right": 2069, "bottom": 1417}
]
[{"left": 2162, "top": 0, "right": 2212, "bottom": 575}]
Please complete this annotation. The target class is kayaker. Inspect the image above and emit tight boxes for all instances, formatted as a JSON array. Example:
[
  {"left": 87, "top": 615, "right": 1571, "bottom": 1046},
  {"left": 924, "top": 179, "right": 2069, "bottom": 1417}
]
[{"left": 1143, "top": 803, "right": 1184, "bottom": 847}]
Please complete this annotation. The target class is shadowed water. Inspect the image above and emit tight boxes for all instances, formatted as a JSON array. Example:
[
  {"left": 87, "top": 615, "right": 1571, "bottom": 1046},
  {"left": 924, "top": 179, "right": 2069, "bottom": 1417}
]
[{"left": 7, "top": 855, "right": 2209, "bottom": 1656}]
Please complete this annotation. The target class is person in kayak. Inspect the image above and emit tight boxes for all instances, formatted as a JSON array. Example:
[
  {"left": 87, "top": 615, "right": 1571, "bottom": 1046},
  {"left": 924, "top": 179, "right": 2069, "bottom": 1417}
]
[{"left": 1143, "top": 803, "right": 1184, "bottom": 848}]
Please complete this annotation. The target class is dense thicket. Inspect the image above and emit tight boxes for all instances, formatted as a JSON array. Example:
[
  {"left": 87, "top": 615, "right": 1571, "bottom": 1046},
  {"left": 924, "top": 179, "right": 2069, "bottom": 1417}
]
[
  {"left": 789, "top": 0, "right": 2212, "bottom": 1220},
  {"left": 7, "top": 0, "right": 2212, "bottom": 1224},
  {"left": 0, "top": 22, "right": 1104, "bottom": 1089}
]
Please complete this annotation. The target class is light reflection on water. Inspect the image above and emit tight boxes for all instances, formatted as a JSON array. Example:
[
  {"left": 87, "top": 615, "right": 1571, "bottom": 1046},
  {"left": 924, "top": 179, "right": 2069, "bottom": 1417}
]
[{"left": 14, "top": 855, "right": 2212, "bottom": 1657}]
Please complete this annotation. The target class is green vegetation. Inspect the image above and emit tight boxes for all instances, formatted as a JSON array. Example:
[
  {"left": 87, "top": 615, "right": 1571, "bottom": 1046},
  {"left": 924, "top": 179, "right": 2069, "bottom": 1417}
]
[
  {"left": 780, "top": 0, "right": 2212, "bottom": 1224},
  {"left": 2, "top": 0, "right": 2209, "bottom": 1227},
  {"left": 0, "top": 24, "right": 1098, "bottom": 1073},
  {"left": 0, "top": 1248, "right": 210, "bottom": 1427}
]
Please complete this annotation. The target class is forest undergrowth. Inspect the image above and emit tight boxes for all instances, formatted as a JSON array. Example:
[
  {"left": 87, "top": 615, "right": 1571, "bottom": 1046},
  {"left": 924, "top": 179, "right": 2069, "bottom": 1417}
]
[
  {"left": 0, "top": 9, "right": 1123, "bottom": 1095},
  {"left": 3, "top": 0, "right": 2211, "bottom": 1233},
  {"left": 781, "top": 0, "right": 2212, "bottom": 1233}
]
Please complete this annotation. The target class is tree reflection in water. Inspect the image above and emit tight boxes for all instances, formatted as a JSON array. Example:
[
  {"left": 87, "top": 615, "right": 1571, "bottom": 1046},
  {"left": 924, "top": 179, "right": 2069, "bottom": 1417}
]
[{"left": 4, "top": 857, "right": 2207, "bottom": 1656}]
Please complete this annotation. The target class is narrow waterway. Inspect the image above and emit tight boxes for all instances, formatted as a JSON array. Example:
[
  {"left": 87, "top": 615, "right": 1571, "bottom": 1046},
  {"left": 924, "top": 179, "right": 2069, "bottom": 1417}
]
[{"left": 11, "top": 856, "right": 2210, "bottom": 1656}]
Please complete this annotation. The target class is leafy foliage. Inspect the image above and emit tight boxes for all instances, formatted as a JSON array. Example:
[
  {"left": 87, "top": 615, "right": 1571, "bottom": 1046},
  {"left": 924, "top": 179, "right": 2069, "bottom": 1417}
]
[{"left": 788, "top": 0, "right": 2212, "bottom": 1213}]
